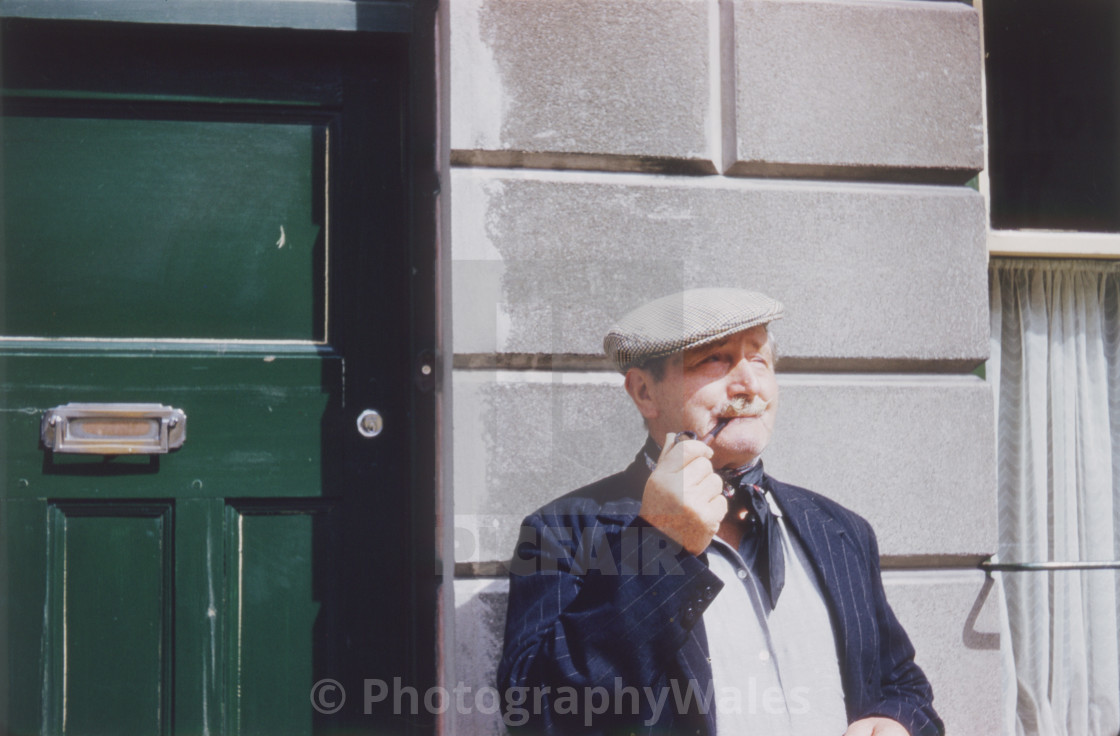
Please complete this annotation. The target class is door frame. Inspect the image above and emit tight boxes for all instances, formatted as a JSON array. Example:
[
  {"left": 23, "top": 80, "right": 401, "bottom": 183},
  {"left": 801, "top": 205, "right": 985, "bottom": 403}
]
[{"left": 0, "top": 2, "right": 442, "bottom": 733}]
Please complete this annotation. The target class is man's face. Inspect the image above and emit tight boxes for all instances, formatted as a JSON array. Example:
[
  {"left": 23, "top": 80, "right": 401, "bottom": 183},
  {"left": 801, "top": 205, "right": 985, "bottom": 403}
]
[{"left": 635, "top": 325, "right": 778, "bottom": 469}]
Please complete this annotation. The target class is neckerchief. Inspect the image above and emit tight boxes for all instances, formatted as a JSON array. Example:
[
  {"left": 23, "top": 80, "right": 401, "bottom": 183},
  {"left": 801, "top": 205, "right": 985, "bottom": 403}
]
[{"left": 718, "top": 461, "right": 785, "bottom": 612}]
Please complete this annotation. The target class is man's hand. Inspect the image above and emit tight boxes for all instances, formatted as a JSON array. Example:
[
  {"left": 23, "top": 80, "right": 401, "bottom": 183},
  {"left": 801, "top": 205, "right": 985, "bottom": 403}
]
[
  {"left": 639, "top": 432, "right": 727, "bottom": 555},
  {"left": 844, "top": 717, "right": 910, "bottom": 736}
]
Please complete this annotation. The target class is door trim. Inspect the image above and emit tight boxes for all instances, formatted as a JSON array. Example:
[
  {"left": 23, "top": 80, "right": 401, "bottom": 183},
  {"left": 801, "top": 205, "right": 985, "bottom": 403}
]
[{"left": 0, "top": 0, "right": 411, "bottom": 33}]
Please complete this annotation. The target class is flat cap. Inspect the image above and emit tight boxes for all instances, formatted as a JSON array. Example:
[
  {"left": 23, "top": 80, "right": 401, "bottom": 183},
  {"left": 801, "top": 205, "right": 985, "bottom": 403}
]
[{"left": 603, "top": 287, "right": 784, "bottom": 373}]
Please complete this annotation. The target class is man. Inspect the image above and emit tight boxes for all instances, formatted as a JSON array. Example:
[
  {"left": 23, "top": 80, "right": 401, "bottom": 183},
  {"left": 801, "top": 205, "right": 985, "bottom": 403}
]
[{"left": 497, "top": 288, "right": 942, "bottom": 735}]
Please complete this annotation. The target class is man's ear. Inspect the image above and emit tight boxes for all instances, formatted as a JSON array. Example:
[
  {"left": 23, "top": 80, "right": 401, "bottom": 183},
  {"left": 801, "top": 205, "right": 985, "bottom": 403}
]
[{"left": 624, "top": 368, "right": 660, "bottom": 421}]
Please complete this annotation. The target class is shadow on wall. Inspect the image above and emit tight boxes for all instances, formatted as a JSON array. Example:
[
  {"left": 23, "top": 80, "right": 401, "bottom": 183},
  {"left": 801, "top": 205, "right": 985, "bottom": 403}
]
[
  {"left": 453, "top": 579, "right": 512, "bottom": 734},
  {"left": 964, "top": 576, "right": 1000, "bottom": 651}
]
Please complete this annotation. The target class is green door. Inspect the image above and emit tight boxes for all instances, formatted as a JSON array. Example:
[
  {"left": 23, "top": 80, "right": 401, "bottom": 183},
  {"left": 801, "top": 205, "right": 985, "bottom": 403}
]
[{"left": 0, "top": 19, "right": 434, "bottom": 735}]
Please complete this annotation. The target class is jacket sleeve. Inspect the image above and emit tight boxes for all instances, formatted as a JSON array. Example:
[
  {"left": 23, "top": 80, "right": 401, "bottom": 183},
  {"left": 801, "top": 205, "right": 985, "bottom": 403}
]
[
  {"left": 857, "top": 520, "right": 945, "bottom": 736},
  {"left": 496, "top": 510, "right": 721, "bottom": 734}
]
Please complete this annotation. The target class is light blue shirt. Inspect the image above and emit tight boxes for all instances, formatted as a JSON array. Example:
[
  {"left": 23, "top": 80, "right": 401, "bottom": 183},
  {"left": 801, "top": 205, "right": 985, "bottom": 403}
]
[{"left": 704, "top": 494, "right": 849, "bottom": 735}]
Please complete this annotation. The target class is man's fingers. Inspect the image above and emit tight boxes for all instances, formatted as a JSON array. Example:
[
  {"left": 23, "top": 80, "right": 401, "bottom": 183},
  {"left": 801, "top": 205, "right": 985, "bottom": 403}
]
[
  {"left": 641, "top": 448, "right": 727, "bottom": 555},
  {"left": 843, "top": 717, "right": 908, "bottom": 736},
  {"left": 653, "top": 441, "right": 720, "bottom": 504},
  {"left": 701, "top": 472, "right": 725, "bottom": 501},
  {"left": 657, "top": 435, "right": 713, "bottom": 474},
  {"left": 701, "top": 484, "right": 728, "bottom": 528},
  {"left": 676, "top": 452, "right": 712, "bottom": 488}
]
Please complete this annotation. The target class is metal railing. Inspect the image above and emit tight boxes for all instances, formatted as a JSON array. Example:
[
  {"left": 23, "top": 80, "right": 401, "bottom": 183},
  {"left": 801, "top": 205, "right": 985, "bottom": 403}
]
[{"left": 980, "top": 560, "right": 1120, "bottom": 572}]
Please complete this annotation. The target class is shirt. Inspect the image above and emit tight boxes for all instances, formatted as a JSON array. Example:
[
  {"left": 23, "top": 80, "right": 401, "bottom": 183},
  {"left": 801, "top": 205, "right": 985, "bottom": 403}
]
[{"left": 704, "top": 496, "right": 849, "bottom": 735}]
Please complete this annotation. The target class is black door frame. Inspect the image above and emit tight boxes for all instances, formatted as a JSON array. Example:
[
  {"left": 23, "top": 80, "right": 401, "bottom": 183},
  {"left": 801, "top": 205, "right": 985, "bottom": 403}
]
[{"left": 0, "top": 3, "right": 440, "bottom": 734}]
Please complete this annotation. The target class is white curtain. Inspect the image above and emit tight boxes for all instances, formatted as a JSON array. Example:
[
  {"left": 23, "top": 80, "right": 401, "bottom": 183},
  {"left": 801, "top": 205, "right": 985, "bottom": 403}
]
[{"left": 989, "top": 258, "right": 1120, "bottom": 736}]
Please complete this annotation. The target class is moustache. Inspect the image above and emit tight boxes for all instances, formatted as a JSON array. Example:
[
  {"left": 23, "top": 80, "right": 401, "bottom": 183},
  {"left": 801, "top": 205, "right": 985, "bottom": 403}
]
[
  {"left": 718, "top": 395, "right": 770, "bottom": 418},
  {"left": 671, "top": 396, "right": 773, "bottom": 449}
]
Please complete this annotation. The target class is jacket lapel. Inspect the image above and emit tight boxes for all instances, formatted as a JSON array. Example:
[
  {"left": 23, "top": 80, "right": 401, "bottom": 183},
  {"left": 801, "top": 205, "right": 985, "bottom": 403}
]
[
  {"left": 766, "top": 480, "right": 854, "bottom": 606},
  {"left": 766, "top": 480, "right": 871, "bottom": 709}
]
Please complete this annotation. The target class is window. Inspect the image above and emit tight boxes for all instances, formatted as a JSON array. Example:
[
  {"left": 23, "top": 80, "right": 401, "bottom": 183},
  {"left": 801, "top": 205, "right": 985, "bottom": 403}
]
[{"left": 982, "top": 3, "right": 1120, "bottom": 735}]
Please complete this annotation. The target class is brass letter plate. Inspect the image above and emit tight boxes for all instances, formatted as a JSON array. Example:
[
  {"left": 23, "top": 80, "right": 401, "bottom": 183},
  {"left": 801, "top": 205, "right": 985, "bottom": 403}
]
[{"left": 41, "top": 403, "right": 187, "bottom": 455}]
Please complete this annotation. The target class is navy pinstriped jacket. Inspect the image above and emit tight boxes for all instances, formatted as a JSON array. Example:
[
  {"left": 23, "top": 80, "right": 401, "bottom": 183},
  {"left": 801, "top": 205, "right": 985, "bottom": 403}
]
[{"left": 498, "top": 450, "right": 944, "bottom": 736}]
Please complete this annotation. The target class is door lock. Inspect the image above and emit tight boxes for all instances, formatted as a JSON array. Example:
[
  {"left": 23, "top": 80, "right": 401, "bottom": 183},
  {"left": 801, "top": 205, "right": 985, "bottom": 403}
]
[{"left": 356, "top": 409, "right": 384, "bottom": 438}]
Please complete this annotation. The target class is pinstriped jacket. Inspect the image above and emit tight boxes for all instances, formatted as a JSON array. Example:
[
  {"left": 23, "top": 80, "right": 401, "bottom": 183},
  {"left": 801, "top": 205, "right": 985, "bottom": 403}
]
[{"left": 497, "top": 449, "right": 944, "bottom": 736}]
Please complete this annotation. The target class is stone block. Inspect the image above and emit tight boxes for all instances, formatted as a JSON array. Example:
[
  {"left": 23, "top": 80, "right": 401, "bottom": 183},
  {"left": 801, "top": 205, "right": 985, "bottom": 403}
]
[
  {"left": 451, "top": 578, "right": 511, "bottom": 734},
  {"left": 451, "top": 370, "right": 638, "bottom": 568},
  {"left": 452, "top": 169, "right": 989, "bottom": 368},
  {"left": 727, "top": 0, "right": 984, "bottom": 181},
  {"left": 763, "top": 374, "right": 997, "bottom": 566},
  {"left": 884, "top": 570, "right": 1005, "bottom": 736},
  {"left": 448, "top": 571, "right": 1004, "bottom": 734},
  {"left": 450, "top": 0, "right": 718, "bottom": 171},
  {"left": 452, "top": 371, "right": 995, "bottom": 564}
]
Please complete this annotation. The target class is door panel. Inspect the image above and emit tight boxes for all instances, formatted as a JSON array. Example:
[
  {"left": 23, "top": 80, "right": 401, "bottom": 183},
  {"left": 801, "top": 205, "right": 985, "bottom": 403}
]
[
  {"left": 47, "top": 503, "right": 173, "bottom": 736},
  {"left": 229, "top": 502, "right": 341, "bottom": 735},
  {"left": 1, "top": 354, "right": 340, "bottom": 499},
  {"left": 2, "top": 113, "right": 328, "bottom": 341},
  {"left": 1, "top": 18, "right": 427, "bottom": 736}
]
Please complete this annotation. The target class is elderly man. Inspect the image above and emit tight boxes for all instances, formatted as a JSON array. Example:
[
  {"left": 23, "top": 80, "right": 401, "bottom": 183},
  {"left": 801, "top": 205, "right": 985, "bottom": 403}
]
[{"left": 497, "top": 288, "right": 942, "bottom": 736}]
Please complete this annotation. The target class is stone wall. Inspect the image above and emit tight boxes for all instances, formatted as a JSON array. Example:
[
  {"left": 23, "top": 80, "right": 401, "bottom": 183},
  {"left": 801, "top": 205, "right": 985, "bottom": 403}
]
[{"left": 444, "top": 0, "right": 1001, "bottom": 732}]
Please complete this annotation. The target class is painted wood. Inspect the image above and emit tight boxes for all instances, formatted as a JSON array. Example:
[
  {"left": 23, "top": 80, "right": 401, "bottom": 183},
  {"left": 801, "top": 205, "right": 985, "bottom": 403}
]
[
  {"left": 1, "top": 17, "right": 426, "bottom": 736},
  {"left": 988, "top": 230, "right": 1120, "bottom": 259},
  {"left": 2, "top": 114, "right": 327, "bottom": 341},
  {"left": 0, "top": 0, "right": 412, "bottom": 33}
]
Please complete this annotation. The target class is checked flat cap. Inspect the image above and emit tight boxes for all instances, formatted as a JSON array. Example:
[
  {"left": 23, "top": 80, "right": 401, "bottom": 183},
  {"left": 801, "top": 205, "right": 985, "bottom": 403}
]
[{"left": 603, "top": 288, "right": 785, "bottom": 373}]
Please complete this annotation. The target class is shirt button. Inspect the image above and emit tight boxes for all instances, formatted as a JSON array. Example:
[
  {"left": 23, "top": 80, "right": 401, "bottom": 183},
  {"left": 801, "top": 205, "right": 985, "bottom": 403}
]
[
  {"left": 759, "top": 650, "right": 770, "bottom": 661},
  {"left": 737, "top": 569, "right": 747, "bottom": 580}
]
